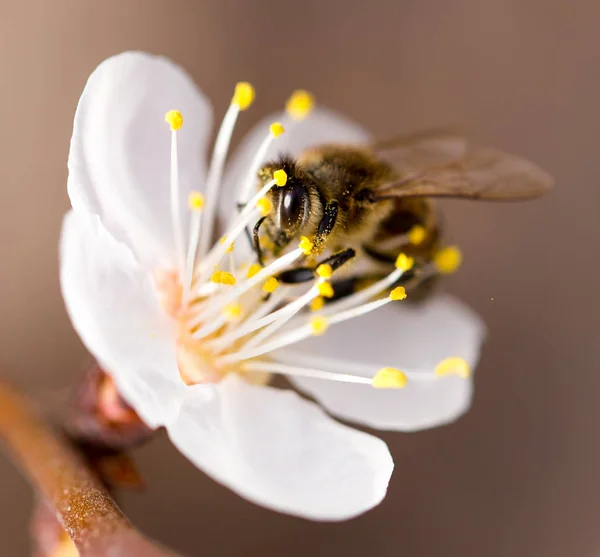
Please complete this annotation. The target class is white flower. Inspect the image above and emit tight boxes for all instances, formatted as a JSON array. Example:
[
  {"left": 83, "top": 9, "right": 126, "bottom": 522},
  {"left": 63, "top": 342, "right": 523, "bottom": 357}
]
[{"left": 60, "top": 51, "right": 485, "bottom": 521}]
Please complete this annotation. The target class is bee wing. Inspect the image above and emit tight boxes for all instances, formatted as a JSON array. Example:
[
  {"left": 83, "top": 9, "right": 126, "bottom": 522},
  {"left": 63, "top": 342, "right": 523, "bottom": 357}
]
[
  {"left": 374, "top": 148, "right": 553, "bottom": 201},
  {"left": 371, "top": 128, "right": 470, "bottom": 174}
]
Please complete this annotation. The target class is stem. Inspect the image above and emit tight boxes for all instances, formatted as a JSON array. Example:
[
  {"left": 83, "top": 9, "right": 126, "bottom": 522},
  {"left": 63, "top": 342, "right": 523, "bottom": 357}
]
[{"left": 0, "top": 381, "right": 177, "bottom": 557}]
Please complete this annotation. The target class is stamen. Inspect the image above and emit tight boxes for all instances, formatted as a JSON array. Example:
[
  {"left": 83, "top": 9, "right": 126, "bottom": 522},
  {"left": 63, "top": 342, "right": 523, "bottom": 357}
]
[
  {"left": 196, "top": 172, "right": 287, "bottom": 284},
  {"left": 285, "top": 90, "right": 315, "bottom": 121},
  {"left": 247, "top": 263, "right": 262, "bottom": 278},
  {"left": 231, "top": 82, "right": 255, "bottom": 111},
  {"left": 165, "top": 110, "right": 186, "bottom": 280},
  {"left": 434, "top": 246, "right": 462, "bottom": 274},
  {"left": 262, "top": 276, "right": 279, "bottom": 293},
  {"left": 196, "top": 247, "right": 304, "bottom": 322},
  {"left": 310, "top": 296, "right": 325, "bottom": 311},
  {"left": 309, "top": 316, "right": 330, "bottom": 335},
  {"left": 221, "top": 287, "right": 405, "bottom": 363},
  {"left": 223, "top": 302, "right": 243, "bottom": 322},
  {"left": 435, "top": 357, "right": 471, "bottom": 378},
  {"left": 316, "top": 263, "right": 333, "bottom": 279},
  {"left": 198, "top": 82, "right": 255, "bottom": 259},
  {"left": 317, "top": 281, "right": 334, "bottom": 298},
  {"left": 319, "top": 260, "right": 409, "bottom": 315},
  {"left": 207, "top": 286, "right": 294, "bottom": 351},
  {"left": 372, "top": 367, "right": 408, "bottom": 389},
  {"left": 182, "top": 191, "right": 205, "bottom": 301},
  {"left": 242, "top": 361, "right": 373, "bottom": 385},
  {"left": 395, "top": 252, "right": 415, "bottom": 272},
  {"left": 299, "top": 236, "right": 314, "bottom": 255},
  {"left": 408, "top": 225, "right": 426, "bottom": 245},
  {"left": 235, "top": 122, "right": 286, "bottom": 215},
  {"left": 256, "top": 197, "right": 273, "bottom": 216},
  {"left": 225, "top": 282, "right": 320, "bottom": 352}
]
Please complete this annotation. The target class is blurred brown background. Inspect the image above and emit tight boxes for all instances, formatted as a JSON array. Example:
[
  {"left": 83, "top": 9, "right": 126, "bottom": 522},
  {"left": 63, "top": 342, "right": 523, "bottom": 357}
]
[{"left": 1, "top": 0, "right": 599, "bottom": 555}]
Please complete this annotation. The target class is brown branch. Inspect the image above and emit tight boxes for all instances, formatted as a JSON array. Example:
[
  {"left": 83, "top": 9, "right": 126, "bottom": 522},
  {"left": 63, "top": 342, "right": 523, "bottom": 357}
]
[{"left": 0, "top": 381, "right": 178, "bottom": 557}]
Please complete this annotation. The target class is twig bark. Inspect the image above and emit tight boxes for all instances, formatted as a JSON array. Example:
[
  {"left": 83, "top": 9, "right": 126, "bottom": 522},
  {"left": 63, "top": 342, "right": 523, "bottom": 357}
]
[{"left": 0, "top": 381, "right": 178, "bottom": 556}]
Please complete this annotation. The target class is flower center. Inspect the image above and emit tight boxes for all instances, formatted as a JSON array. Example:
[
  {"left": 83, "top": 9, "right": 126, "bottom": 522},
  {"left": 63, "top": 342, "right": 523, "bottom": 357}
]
[{"left": 157, "top": 85, "right": 470, "bottom": 391}]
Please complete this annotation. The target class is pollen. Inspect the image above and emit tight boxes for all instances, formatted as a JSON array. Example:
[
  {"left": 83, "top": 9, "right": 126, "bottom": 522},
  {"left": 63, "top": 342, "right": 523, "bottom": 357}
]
[
  {"left": 223, "top": 302, "right": 243, "bottom": 321},
  {"left": 273, "top": 169, "right": 288, "bottom": 186},
  {"left": 247, "top": 263, "right": 262, "bottom": 278},
  {"left": 231, "top": 81, "right": 255, "bottom": 110},
  {"left": 316, "top": 263, "right": 333, "bottom": 279},
  {"left": 220, "top": 271, "right": 236, "bottom": 286},
  {"left": 256, "top": 197, "right": 273, "bottom": 216},
  {"left": 434, "top": 246, "right": 462, "bottom": 274},
  {"left": 408, "top": 225, "right": 426, "bottom": 245},
  {"left": 310, "top": 296, "right": 325, "bottom": 311},
  {"left": 211, "top": 270, "right": 223, "bottom": 283},
  {"left": 309, "top": 315, "right": 330, "bottom": 336},
  {"left": 270, "top": 122, "right": 285, "bottom": 138},
  {"left": 435, "top": 357, "right": 471, "bottom": 379},
  {"left": 389, "top": 286, "right": 407, "bottom": 301},
  {"left": 164, "top": 110, "right": 183, "bottom": 131},
  {"left": 395, "top": 252, "right": 415, "bottom": 271},
  {"left": 219, "top": 237, "right": 235, "bottom": 252},
  {"left": 299, "top": 236, "right": 314, "bottom": 255},
  {"left": 286, "top": 90, "right": 315, "bottom": 120},
  {"left": 318, "top": 281, "right": 335, "bottom": 298},
  {"left": 372, "top": 367, "right": 408, "bottom": 389},
  {"left": 263, "top": 276, "right": 280, "bottom": 293},
  {"left": 188, "top": 191, "right": 205, "bottom": 211}
]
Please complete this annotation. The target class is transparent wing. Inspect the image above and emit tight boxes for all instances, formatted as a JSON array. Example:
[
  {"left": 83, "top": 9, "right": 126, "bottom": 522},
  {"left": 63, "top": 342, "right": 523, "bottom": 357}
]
[
  {"left": 370, "top": 128, "right": 470, "bottom": 175},
  {"left": 374, "top": 148, "right": 553, "bottom": 201}
]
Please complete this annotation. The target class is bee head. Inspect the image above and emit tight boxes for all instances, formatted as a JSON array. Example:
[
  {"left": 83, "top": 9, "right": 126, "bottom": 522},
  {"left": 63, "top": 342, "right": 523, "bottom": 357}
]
[{"left": 259, "top": 155, "right": 313, "bottom": 248}]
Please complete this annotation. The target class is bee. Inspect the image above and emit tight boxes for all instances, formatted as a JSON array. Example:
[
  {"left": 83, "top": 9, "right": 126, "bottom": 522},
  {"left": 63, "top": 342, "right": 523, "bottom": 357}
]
[{"left": 251, "top": 129, "right": 552, "bottom": 297}]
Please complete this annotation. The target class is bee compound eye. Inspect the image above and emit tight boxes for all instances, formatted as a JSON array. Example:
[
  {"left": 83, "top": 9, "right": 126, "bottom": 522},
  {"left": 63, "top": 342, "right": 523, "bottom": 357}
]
[{"left": 280, "top": 186, "right": 304, "bottom": 230}]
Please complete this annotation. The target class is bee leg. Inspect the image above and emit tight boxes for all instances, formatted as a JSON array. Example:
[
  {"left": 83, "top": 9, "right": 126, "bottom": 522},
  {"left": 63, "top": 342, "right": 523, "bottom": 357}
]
[
  {"left": 253, "top": 216, "right": 268, "bottom": 266},
  {"left": 313, "top": 201, "right": 339, "bottom": 253},
  {"left": 277, "top": 248, "right": 355, "bottom": 285},
  {"left": 318, "top": 247, "right": 356, "bottom": 272}
]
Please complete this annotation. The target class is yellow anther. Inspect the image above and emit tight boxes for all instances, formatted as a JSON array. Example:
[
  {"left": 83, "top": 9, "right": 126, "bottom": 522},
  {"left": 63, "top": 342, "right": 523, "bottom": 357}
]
[
  {"left": 318, "top": 281, "right": 335, "bottom": 299},
  {"left": 223, "top": 302, "right": 243, "bottom": 321},
  {"left": 165, "top": 110, "right": 183, "bottom": 131},
  {"left": 309, "top": 315, "right": 329, "bottom": 336},
  {"left": 434, "top": 246, "right": 462, "bottom": 274},
  {"left": 270, "top": 122, "right": 285, "bottom": 138},
  {"left": 231, "top": 82, "right": 255, "bottom": 110},
  {"left": 256, "top": 197, "right": 273, "bottom": 216},
  {"left": 310, "top": 296, "right": 325, "bottom": 312},
  {"left": 286, "top": 90, "right": 315, "bottom": 120},
  {"left": 299, "top": 236, "right": 314, "bottom": 255},
  {"left": 220, "top": 271, "right": 236, "bottom": 286},
  {"left": 211, "top": 270, "right": 223, "bottom": 284},
  {"left": 372, "top": 367, "right": 408, "bottom": 389},
  {"left": 188, "top": 191, "right": 205, "bottom": 211},
  {"left": 390, "top": 286, "right": 407, "bottom": 301},
  {"left": 273, "top": 169, "right": 288, "bottom": 187},
  {"left": 263, "top": 276, "right": 280, "bottom": 293},
  {"left": 219, "top": 237, "right": 235, "bottom": 253},
  {"left": 395, "top": 253, "right": 415, "bottom": 271},
  {"left": 408, "top": 225, "right": 426, "bottom": 245},
  {"left": 316, "top": 263, "right": 333, "bottom": 279},
  {"left": 247, "top": 263, "right": 262, "bottom": 278},
  {"left": 435, "top": 357, "right": 471, "bottom": 379}
]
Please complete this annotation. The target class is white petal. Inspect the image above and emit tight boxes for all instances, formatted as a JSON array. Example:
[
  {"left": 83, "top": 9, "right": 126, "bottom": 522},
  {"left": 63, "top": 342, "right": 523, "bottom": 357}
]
[
  {"left": 221, "top": 107, "right": 371, "bottom": 221},
  {"left": 68, "top": 51, "right": 213, "bottom": 268},
  {"left": 276, "top": 295, "right": 486, "bottom": 431},
  {"left": 167, "top": 375, "right": 392, "bottom": 520},
  {"left": 60, "top": 210, "right": 186, "bottom": 428}
]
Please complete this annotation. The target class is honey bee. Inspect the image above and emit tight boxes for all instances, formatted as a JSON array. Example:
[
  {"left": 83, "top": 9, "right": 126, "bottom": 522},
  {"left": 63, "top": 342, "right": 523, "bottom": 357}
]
[{"left": 251, "top": 129, "right": 552, "bottom": 296}]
